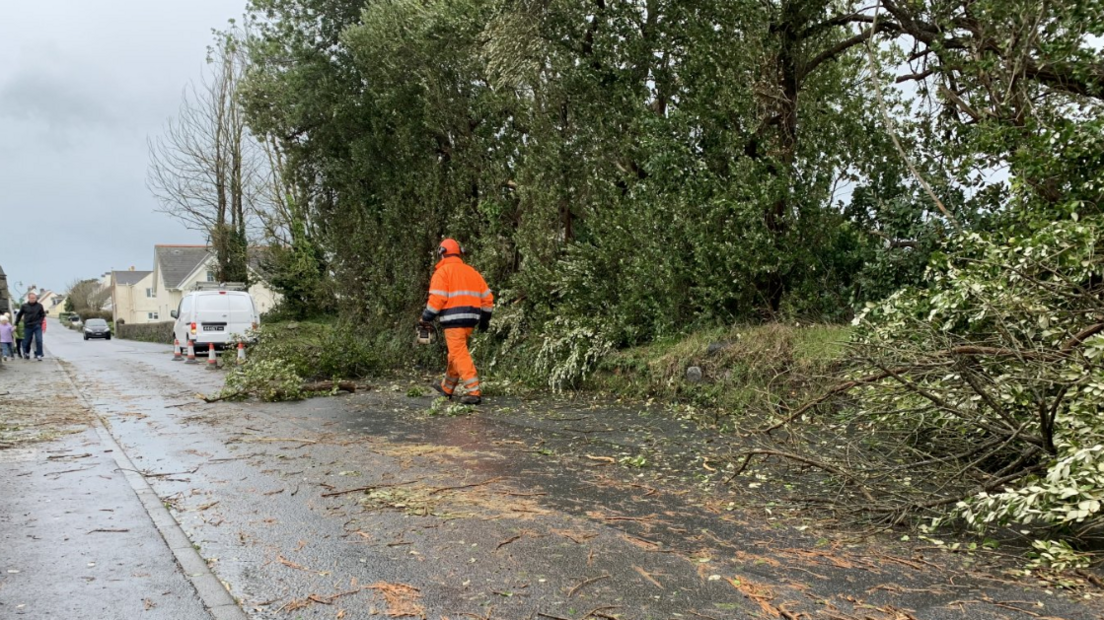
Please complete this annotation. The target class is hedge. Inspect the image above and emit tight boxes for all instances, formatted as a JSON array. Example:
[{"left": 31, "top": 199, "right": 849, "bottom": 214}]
[{"left": 117, "top": 321, "right": 174, "bottom": 344}]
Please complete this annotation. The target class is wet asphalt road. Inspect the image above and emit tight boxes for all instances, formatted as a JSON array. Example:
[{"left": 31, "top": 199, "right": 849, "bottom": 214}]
[
  {"left": 4, "top": 320, "right": 1104, "bottom": 619},
  {"left": 0, "top": 332, "right": 213, "bottom": 619}
]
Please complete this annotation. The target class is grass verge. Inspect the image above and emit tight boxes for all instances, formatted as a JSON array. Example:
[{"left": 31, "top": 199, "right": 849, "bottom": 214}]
[{"left": 590, "top": 323, "right": 850, "bottom": 425}]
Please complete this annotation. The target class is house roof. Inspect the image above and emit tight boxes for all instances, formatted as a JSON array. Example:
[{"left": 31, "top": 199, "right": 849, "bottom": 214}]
[
  {"left": 156, "top": 245, "right": 274, "bottom": 289},
  {"left": 156, "top": 245, "right": 213, "bottom": 289},
  {"left": 113, "top": 270, "right": 153, "bottom": 286}
]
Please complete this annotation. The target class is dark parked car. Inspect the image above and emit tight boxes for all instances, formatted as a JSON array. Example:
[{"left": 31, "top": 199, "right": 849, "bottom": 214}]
[{"left": 83, "top": 318, "right": 111, "bottom": 340}]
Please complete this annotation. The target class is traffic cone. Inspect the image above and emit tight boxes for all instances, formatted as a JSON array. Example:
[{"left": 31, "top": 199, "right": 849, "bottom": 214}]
[
  {"left": 206, "top": 343, "right": 218, "bottom": 369},
  {"left": 185, "top": 340, "right": 198, "bottom": 364},
  {"left": 236, "top": 341, "right": 246, "bottom": 363},
  {"left": 172, "top": 339, "right": 183, "bottom": 361}
]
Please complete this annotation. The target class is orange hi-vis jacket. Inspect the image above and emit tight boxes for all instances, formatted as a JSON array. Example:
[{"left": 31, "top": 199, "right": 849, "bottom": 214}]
[{"left": 421, "top": 256, "right": 494, "bottom": 329}]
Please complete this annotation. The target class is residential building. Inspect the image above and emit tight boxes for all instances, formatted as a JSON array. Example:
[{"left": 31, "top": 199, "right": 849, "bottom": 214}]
[
  {"left": 151, "top": 245, "right": 280, "bottom": 319},
  {"left": 110, "top": 268, "right": 158, "bottom": 324},
  {"left": 46, "top": 295, "right": 68, "bottom": 318}
]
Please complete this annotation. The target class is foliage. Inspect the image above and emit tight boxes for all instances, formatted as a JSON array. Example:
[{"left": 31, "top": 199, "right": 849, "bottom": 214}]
[
  {"left": 239, "top": 320, "right": 435, "bottom": 381},
  {"left": 239, "top": 0, "right": 944, "bottom": 350},
  {"left": 222, "top": 358, "right": 304, "bottom": 402},
  {"left": 534, "top": 316, "right": 614, "bottom": 391},
  {"left": 837, "top": 216, "right": 1104, "bottom": 544},
  {"left": 426, "top": 398, "right": 475, "bottom": 417}
]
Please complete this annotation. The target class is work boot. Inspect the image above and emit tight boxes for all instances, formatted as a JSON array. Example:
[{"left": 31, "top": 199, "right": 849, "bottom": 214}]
[
  {"left": 432, "top": 385, "right": 453, "bottom": 400},
  {"left": 459, "top": 394, "right": 482, "bottom": 405}
]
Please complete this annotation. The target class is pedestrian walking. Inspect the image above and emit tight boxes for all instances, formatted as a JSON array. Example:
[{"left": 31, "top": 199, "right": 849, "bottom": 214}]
[
  {"left": 15, "top": 292, "right": 46, "bottom": 361},
  {"left": 14, "top": 314, "right": 25, "bottom": 358},
  {"left": 0, "top": 315, "right": 14, "bottom": 360},
  {"left": 419, "top": 238, "right": 494, "bottom": 405}
]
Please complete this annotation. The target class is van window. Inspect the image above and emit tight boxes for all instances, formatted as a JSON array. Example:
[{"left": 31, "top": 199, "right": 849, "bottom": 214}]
[
  {"left": 228, "top": 295, "right": 255, "bottom": 314},
  {"left": 193, "top": 293, "right": 231, "bottom": 312}
]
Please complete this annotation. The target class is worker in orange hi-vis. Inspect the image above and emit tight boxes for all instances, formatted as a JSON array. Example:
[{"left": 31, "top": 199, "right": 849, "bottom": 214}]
[{"left": 419, "top": 239, "right": 494, "bottom": 405}]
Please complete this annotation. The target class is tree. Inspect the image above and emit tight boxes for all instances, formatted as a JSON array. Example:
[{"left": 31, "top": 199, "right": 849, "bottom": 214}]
[
  {"left": 148, "top": 26, "right": 258, "bottom": 284},
  {"left": 66, "top": 279, "right": 110, "bottom": 315}
]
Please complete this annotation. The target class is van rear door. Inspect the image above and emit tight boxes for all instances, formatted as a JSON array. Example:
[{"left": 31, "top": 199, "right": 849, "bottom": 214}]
[
  {"left": 194, "top": 292, "right": 232, "bottom": 345},
  {"left": 226, "top": 293, "right": 256, "bottom": 338}
]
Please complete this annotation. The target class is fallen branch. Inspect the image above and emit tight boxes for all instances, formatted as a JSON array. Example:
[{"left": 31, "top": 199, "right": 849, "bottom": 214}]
[
  {"left": 301, "top": 380, "right": 357, "bottom": 393},
  {"left": 203, "top": 380, "right": 358, "bottom": 403},
  {"left": 727, "top": 449, "right": 876, "bottom": 503}
]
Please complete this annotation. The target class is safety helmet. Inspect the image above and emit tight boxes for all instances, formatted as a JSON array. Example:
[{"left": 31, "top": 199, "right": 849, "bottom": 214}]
[{"left": 438, "top": 238, "right": 463, "bottom": 257}]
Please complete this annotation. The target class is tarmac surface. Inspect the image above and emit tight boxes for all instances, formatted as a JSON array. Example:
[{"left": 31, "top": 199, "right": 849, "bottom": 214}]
[{"left": 2, "top": 319, "right": 1103, "bottom": 619}]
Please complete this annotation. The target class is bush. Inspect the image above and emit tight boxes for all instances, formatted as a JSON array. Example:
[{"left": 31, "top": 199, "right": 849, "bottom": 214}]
[
  {"left": 72, "top": 310, "right": 113, "bottom": 322},
  {"left": 117, "top": 322, "right": 174, "bottom": 344}
]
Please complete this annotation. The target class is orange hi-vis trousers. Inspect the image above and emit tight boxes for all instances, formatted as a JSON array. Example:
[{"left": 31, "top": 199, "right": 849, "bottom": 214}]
[{"left": 441, "top": 327, "right": 480, "bottom": 397}]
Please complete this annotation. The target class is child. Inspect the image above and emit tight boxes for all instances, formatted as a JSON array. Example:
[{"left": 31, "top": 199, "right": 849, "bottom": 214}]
[
  {"left": 14, "top": 315, "right": 25, "bottom": 359},
  {"left": 0, "top": 315, "right": 13, "bottom": 360}
]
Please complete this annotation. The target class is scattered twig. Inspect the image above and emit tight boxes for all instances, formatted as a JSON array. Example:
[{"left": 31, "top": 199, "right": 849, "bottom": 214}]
[
  {"left": 496, "top": 534, "right": 523, "bottom": 551},
  {"left": 568, "top": 574, "right": 610, "bottom": 598},
  {"left": 727, "top": 450, "right": 876, "bottom": 503},
  {"left": 427, "top": 476, "right": 506, "bottom": 495},
  {"left": 633, "top": 565, "right": 663, "bottom": 588},
  {"left": 45, "top": 466, "right": 96, "bottom": 476},
  {"left": 87, "top": 529, "right": 129, "bottom": 534},
  {"left": 321, "top": 478, "right": 424, "bottom": 498},
  {"left": 582, "top": 605, "right": 621, "bottom": 619}
]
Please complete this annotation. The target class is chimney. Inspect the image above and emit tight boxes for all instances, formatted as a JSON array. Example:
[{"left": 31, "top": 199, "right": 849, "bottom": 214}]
[{"left": 129, "top": 266, "right": 135, "bottom": 271}]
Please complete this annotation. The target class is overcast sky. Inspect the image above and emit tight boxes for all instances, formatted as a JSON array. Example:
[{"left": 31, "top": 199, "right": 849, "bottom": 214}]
[{"left": 0, "top": 0, "right": 249, "bottom": 296}]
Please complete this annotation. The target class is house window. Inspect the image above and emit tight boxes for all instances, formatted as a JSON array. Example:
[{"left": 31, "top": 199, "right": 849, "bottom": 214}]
[
  {"left": 146, "top": 287, "right": 153, "bottom": 298},
  {"left": 148, "top": 312, "right": 159, "bottom": 320},
  {"left": 206, "top": 270, "right": 216, "bottom": 282}
]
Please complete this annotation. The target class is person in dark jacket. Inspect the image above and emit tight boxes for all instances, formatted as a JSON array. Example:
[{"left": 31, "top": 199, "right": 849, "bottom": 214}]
[{"left": 15, "top": 292, "right": 46, "bottom": 361}]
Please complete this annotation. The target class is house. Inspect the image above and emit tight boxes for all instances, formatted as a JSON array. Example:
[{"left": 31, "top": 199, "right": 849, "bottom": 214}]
[
  {"left": 151, "top": 245, "right": 280, "bottom": 319},
  {"left": 46, "top": 295, "right": 68, "bottom": 319},
  {"left": 110, "top": 268, "right": 158, "bottom": 324},
  {"left": 37, "top": 289, "right": 58, "bottom": 309}
]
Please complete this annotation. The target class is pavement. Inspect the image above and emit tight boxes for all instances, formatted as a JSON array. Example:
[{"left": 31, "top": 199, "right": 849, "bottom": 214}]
[
  {"left": 1, "top": 319, "right": 1103, "bottom": 619},
  {"left": 0, "top": 327, "right": 228, "bottom": 619}
]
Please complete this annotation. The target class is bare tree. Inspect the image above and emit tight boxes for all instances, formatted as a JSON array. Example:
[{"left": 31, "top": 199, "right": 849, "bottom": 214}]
[
  {"left": 66, "top": 279, "right": 110, "bottom": 315},
  {"left": 148, "top": 28, "right": 260, "bottom": 283}
]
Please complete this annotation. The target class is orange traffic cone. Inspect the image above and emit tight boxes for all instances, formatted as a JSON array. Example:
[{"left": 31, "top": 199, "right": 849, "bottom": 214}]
[
  {"left": 185, "top": 340, "right": 198, "bottom": 364},
  {"left": 172, "top": 339, "right": 183, "bottom": 361},
  {"left": 206, "top": 343, "right": 218, "bottom": 369},
  {"left": 236, "top": 341, "right": 246, "bottom": 363}
]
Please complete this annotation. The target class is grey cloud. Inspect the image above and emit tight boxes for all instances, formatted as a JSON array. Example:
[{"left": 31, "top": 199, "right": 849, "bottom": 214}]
[{"left": 0, "top": 70, "right": 118, "bottom": 129}]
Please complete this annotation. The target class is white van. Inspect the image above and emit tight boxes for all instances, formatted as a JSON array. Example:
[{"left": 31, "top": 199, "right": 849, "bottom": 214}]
[{"left": 171, "top": 286, "right": 259, "bottom": 353}]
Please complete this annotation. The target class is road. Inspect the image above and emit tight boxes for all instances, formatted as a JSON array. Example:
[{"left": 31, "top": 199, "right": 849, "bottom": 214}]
[{"left": 2, "top": 319, "right": 1102, "bottom": 619}]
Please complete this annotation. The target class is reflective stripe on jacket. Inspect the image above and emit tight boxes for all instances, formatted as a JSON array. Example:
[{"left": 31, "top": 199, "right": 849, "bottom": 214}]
[{"left": 421, "top": 256, "right": 494, "bottom": 328}]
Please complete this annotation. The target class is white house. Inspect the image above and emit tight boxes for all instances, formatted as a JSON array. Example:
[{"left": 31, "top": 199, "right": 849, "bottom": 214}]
[
  {"left": 110, "top": 269, "right": 159, "bottom": 324},
  {"left": 151, "top": 245, "right": 280, "bottom": 319}
]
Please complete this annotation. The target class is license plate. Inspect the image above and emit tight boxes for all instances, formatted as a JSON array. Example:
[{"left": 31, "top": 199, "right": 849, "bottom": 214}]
[{"left": 203, "top": 326, "right": 225, "bottom": 331}]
